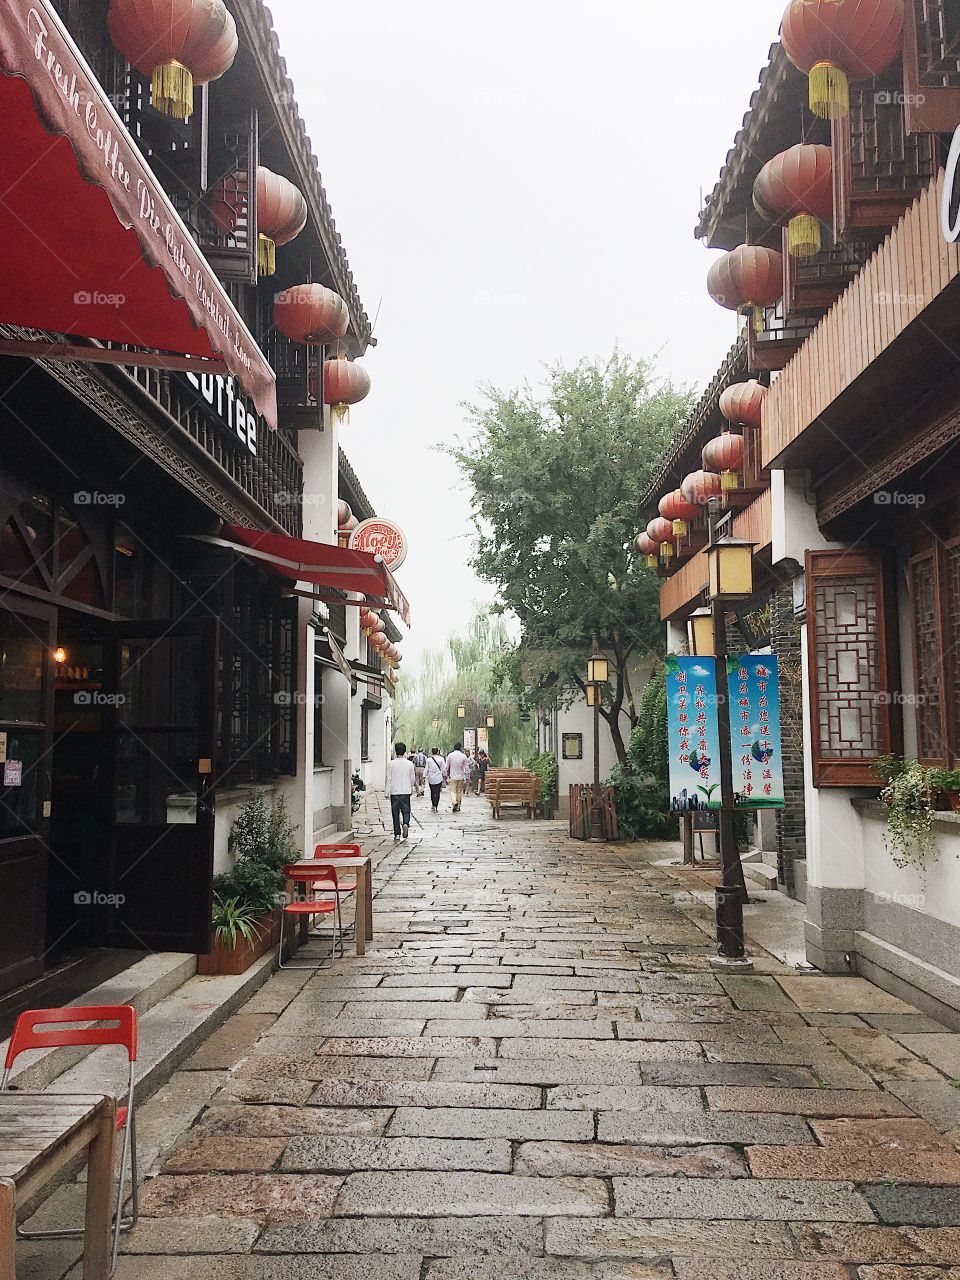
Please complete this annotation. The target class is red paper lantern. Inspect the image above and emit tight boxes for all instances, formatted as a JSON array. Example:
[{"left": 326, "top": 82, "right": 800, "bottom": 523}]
[
  {"left": 659, "top": 489, "right": 701, "bottom": 538},
  {"left": 702, "top": 433, "right": 745, "bottom": 491},
  {"left": 256, "top": 168, "right": 308, "bottom": 276},
  {"left": 274, "top": 284, "right": 349, "bottom": 345},
  {"left": 337, "top": 500, "right": 353, "bottom": 527},
  {"left": 754, "top": 145, "right": 834, "bottom": 257},
  {"left": 324, "top": 357, "right": 371, "bottom": 424},
  {"left": 720, "top": 381, "right": 766, "bottom": 429},
  {"left": 708, "top": 246, "right": 783, "bottom": 333},
  {"left": 680, "top": 469, "right": 723, "bottom": 507},
  {"left": 647, "top": 517, "right": 675, "bottom": 563},
  {"left": 635, "top": 531, "right": 659, "bottom": 569},
  {"left": 108, "top": 0, "right": 238, "bottom": 122},
  {"left": 781, "top": 0, "right": 904, "bottom": 120}
]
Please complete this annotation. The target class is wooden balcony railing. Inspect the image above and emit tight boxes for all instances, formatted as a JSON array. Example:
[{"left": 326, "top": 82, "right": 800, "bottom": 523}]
[{"left": 660, "top": 489, "right": 772, "bottom": 621}]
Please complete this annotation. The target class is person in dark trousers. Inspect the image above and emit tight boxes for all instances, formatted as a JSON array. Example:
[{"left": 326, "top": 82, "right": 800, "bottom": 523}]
[
  {"left": 425, "top": 747, "right": 445, "bottom": 812},
  {"left": 386, "top": 741, "right": 416, "bottom": 840}
]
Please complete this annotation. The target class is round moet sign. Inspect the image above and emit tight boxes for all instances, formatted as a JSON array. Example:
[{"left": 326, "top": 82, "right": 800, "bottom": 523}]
[{"left": 348, "top": 518, "right": 408, "bottom": 570}]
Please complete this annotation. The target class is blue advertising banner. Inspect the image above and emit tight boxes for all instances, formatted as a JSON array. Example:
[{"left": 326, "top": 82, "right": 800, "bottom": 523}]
[
  {"left": 727, "top": 655, "right": 785, "bottom": 810},
  {"left": 665, "top": 655, "right": 722, "bottom": 812}
]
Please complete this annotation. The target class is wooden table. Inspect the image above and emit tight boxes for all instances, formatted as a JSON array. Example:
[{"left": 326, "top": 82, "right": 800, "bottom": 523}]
[
  {"left": 287, "top": 855, "right": 374, "bottom": 955},
  {"left": 0, "top": 1092, "right": 116, "bottom": 1280}
]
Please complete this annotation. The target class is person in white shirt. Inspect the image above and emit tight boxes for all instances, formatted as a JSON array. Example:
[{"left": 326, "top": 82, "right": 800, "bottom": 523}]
[
  {"left": 444, "top": 743, "right": 469, "bottom": 813},
  {"left": 411, "top": 747, "right": 427, "bottom": 797},
  {"left": 425, "top": 747, "right": 445, "bottom": 812},
  {"left": 386, "top": 741, "right": 417, "bottom": 840}
]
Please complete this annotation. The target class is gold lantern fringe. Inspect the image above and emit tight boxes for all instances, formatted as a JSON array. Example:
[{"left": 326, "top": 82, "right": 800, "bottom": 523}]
[
  {"left": 739, "top": 303, "right": 765, "bottom": 334},
  {"left": 672, "top": 519, "right": 688, "bottom": 538},
  {"left": 809, "top": 61, "right": 849, "bottom": 120},
  {"left": 152, "top": 61, "right": 194, "bottom": 121},
  {"left": 788, "top": 212, "right": 821, "bottom": 258},
  {"left": 660, "top": 542, "right": 674, "bottom": 563},
  {"left": 721, "top": 470, "right": 740, "bottom": 492},
  {"left": 645, "top": 555, "right": 658, "bottom": 570},
  {"left": 258, "top": 235, "right": 277, "bottom": 276},
  {"left": 331, "top": 403, "right": 350, "bottom": 424}
]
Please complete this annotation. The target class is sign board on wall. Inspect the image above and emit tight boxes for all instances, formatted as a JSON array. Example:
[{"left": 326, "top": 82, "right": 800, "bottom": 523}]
[
  {"left": 665, "top": 655, "right": 722, "bottom": 812},
  {"left": 183, "top": 371, "right": 259, "bottom": 456},
  {"left": 348, "top": 519, "right": 408, "bottom": 571},
  {"left": 477, "top": 727, "right": 489, "bottom": 753},
  {"left": 726, "top": 655, "right": 785, "bottom": 809}
]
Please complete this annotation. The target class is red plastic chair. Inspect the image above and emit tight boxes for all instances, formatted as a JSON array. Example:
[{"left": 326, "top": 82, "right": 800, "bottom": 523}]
[
  {"left": 1, "top": 1004, "right": 138, "bottom": 1271},
  {"left": 313, "top": 843, "right": 359, "bottom": 893},
  {"left": 279, "top": 863, "right": 344, "bottom": 969}
]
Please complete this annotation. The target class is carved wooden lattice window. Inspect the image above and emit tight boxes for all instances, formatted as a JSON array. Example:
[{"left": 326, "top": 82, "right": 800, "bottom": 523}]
[
  {"left": 806, "top": 549, "right": 895, "bottom": 786},
  {"left": 904, "top": 0, "right": 960, "bottom": 129},
  {"left": 909, "top": 550, "right": 945, "bottom": 761}
]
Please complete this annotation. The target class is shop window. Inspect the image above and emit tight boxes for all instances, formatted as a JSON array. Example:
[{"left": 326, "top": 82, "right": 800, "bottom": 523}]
[
  {"left": 910, "top": 550, "right": 945, "bottom": 761},
  {"left": 806, "top": 549, "right": 896, "bottom": 786},
  {"left": 361, "top": 704, "right": 370, "bottom": 763}
]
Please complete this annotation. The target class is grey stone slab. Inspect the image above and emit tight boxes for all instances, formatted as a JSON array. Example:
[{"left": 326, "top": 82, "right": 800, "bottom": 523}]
[
  {"left": 672, "top": 1265, "right": 848, "bottom": 1280},
  {"left": 280, "top": 1135, "right": 511, "bottom": 1172},
  {"left": 314, "top": 1036, "right": 497, "bottom": 1058},
  {"left": 613, "top": 1176, "right": 874, "bottom": 1221},
  {"left": 895, "top": 1033, "right": 960, "bottom": 1077},
  {"left": 180, "top": 1014, "right": 277, "bottom": 1070},
  {"left": 431, "top": 1057, "right": 645, "bottom": 1086},
  {"left": 705, "top": 1087, "right": 911, "bottom": 1117},
  {"left": 498, "top": 1038, "right": 703, "bottom": 1062},
  {"left": 885, "top": 1081, "right": 960, "bottom": 1132},
  {"left": 719, "top": 976, "right": 801, "bottom": 1012},
  {"left": 307, "top": 1079, "right": 542, "bottom": 1109},
  {"left": 387, "top": 1107, "right": 594, "bottom": 1141},
  {"left": 425, "top": 1261, "right": 669, "bottom": 1280},
  {"left": 640, "top": 1062, "right": 820, "bottom": 1087},
  {"left": 863, "top": 1014, "right": 950, "bottom": 1034},
  {"left": 301, "top": 986, "right": 462, "bottom": 1001},
  {"left": 333, "top": 1171, "right": 609, "bottom": 1216},
  {"left": 255, "top": 1215, "right": 544, "bottom": 1256},
  {"left": 120, "top": 1216, "right": 261, "bottom": 1255},
  {"left": 198, "top": 1105, "right": 392, "bottom": 1138},
  {"left": 514, "top": 1140, "right": 747, "bottom": 1178},
  {"left": 775, "top": 977, "right": 916, "bottom": 1014},
  {"left": 789, "top": 1221, "right": 960, "bottom": 1263},
  {"left": 424, "top": 1018, "right": 616, "bottom": 1038},
  {"left": 101, "top": 1259, "right": 423, "bottom": 1280},
  {"left": 862, "top": 1185, "right": 960, "bottom": 1226},
  {"left": 266, "top": 1017, "right": 428, "bottom": 1037},
  {"left": 544, "top": 1217, "right": 800, "bottom": 1260},
  {"left": 545, "top": 1085, "right": 703, "bottom": 1112},
  {"left": 598, "top": 1111, "right": 815, "bottom": 1146}
]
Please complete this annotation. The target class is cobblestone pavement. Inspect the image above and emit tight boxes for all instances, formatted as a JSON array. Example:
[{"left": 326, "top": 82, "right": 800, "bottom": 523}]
[{"left": 33, "top": 791, "right": 960, "bottom": 1278}]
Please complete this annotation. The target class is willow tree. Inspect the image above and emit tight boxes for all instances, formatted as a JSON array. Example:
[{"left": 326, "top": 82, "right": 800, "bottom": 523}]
[
  {"left": 394, "top": 611, "right": 535, "bottom": 765},
  {"left": 449, "top": 353, "right": 695, "bottom": 763}
]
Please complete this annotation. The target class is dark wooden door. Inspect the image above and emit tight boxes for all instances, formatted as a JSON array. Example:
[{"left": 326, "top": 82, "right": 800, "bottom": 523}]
[
  {"left": 0, "top": 599, "right": 55, "bottom": 996},
  {"left": 97, "top": 618, "right": 218, "bottom": 954}
]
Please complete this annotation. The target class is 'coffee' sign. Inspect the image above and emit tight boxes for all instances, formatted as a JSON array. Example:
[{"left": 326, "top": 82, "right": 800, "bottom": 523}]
[
  {"left": 942, "top": 124, "right": 960, "bottom": 243},
  {"left": 348, "top": 518, "right": 407, "bottom": 570},
  {"left": 184, "top": 371, "right": 259, "bottom": 456}
]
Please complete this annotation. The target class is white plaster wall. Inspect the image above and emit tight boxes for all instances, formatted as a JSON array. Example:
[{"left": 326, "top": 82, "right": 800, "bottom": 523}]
[{"left": 860, "top": 816, "right": 960, "bottom": 929}]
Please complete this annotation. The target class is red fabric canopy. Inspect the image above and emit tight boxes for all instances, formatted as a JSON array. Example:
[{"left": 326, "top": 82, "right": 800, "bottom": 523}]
[
  {"left": 0, "top": 0, "right": 277, "bottom": 429},
  {"left": 216, "top": 526, "right": 411, "bottom": 626}
]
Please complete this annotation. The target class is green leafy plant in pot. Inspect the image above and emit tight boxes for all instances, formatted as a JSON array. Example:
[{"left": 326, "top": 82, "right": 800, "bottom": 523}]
[{"left": 879, "top": 761, "right": 939, "bottom": 876}]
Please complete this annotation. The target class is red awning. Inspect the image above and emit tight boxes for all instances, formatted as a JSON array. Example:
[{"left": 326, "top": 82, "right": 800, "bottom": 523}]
[
  {"left": 0, "top": 0, "right": 277, "bottom": 429},
  {"left": 209, "top": 526, "right": 411, "bottom": 626}
]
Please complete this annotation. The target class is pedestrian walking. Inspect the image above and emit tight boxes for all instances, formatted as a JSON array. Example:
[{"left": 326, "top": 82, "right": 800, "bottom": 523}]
[
  {"left": 425, "top": 747, "right": 445, "bottom": 812},
  {"left": 386, "top": 741, "right": 417, "bottom": 840},
  {"left": 476, "top": 749, "right": 492, "bottom": 795},
  {"left": 411, "top": 746, "right": 427, "bottom": 797},
  {"left": 444, "top": 742, "right": 469, "bottom": 813},
  {"left": 463, "top": 750, "right": 476, "bottom": 798}
]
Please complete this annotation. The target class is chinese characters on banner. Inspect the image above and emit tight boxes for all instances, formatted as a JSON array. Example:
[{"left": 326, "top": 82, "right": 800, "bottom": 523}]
[
  {"left": 727, "top": 655, "right": 785, "bottom": 809},
  {"left": 665, "top": 655, "right": 722, "bottom": 812},
  {"left": 464, "top": 729, "right": 477, "bottom": 753}
]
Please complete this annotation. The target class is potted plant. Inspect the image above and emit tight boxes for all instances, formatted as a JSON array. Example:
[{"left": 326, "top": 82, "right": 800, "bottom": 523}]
[
  {"left": 879, "top": 761, "right": 939, "bottom": 877},
  {"left": 197, "top": 793, "right": 299, "bottom": 975},
  {"left": 928, "top": 766, "right": 960, "bottom": 812}
]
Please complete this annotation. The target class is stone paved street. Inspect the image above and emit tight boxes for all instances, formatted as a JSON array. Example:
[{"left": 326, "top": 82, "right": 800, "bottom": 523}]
[{"left": 30, "top": 792, "right": 960, "bottom": 1278}]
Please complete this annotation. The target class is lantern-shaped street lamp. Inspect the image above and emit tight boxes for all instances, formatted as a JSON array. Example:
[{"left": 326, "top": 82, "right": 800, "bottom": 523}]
[
  {"left": 486, "top": 715, "right": 495, "bottom": 729},
  {"left": 584, "top": 681, "right": 601, "bottom": 708},
  {"left": 687, "top": 608, "right": 715, "bottom": 657},
  {"left": 587, "top": 653, "right": 609, "bottom": 685},
  {"left": 707, "top": 535, "right": 755, "bottom": 602},
  {"left": 456, "top": 703, "right": 466, "bottom": 719},
  {"left": 585, "top": 644, "right": 609, "bottom": 840}
]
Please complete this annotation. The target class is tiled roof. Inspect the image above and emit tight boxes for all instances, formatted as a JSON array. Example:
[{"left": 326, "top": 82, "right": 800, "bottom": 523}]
[
  {"left": 640, "top": 335, "right": 748, "bottom": 511},
  {"left": 236, "top": 1, "right": 372, "bottom": 349},
  {"left": 695, "top": 42, "right": 809, "bottom": 250}
]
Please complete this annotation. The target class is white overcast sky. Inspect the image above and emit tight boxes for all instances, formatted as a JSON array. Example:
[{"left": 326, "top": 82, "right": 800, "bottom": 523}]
[{"left": 268, "top": 0, "right": 786, "bottom": 669}]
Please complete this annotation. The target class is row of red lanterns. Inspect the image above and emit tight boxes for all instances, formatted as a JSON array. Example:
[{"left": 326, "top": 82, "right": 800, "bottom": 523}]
[
  {"left": 637, "top": 381, "right": 767, "bottom": 569},
  {"left": 706, "top": 0, "right": 904, "bottom": 327},
  {"left": 275, "top": 285, "right": 371, "bottom": 420},
  {"left": 360, "top": 608, "right": 401, "bottom": 666}
]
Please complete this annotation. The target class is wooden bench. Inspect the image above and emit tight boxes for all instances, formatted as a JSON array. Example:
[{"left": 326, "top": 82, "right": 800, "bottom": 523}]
[{"left": 486, "top": 769, "right": 540, "bottom": 820}]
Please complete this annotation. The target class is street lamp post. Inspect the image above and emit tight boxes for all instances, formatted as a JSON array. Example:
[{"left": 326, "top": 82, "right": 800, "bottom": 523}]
[
  {"left": 704, "top": 522, "right": 754, "bottom": 972},
  {"left": 585, "top": 642, "right": 609, "bottom": 842}
]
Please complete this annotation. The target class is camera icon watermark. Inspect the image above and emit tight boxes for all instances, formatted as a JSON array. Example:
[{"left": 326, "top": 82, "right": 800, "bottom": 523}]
[
  {"left": 872, "top": 691, "right": 929, "bottom": 707},
  {"left": 74, "top": 889, "right": 126, "bottom": 906},
  {"left": 74, "top": 491, "right": 126, "bottom": 507},
  {"left": 274, "top": 691, "right": 325, "bottom": 707},
  {"left": 73, "top": 290, "right": 126, "bottom": 309},
  {"left": 874, "top": 90, "right": 925, "bottom": 107}
]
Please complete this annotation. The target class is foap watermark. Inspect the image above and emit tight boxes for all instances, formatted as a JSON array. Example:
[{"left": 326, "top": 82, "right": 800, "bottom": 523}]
[
  {"left": 74, "top": 490, "right": 126, "bottom": 507},
  {"left": 875, "top": 290, "right": 925, "bottom": 308},
  {"left": 872, "top": 890, "right": 925, "bottom": 908},
  {"left": 871, "top": 691, "right": 930, "bottom": 707},
  {"left": 274, "top": 691, "right": 325, "bottom": 707},
  {"left": 874, "top": 490, "right": 925, "bottom": 507},
  {"left": 74, "top": 289, "right": 126, "bottom": 309},
  {"left": 74, "top": 889, "right": 126, "bottom": 907},
  {"left": 474, "top": 288, "right": 527, "bottom": 308},
  {"left": 874, "top": 90, "right": 926, "bottom": 107},
  {"left": 74, "top": 691, "right": 126, "bottom": 707}
]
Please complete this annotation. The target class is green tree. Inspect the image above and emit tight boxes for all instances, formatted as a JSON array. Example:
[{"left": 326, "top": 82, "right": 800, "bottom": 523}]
[
  {"left": 449, "top": 352, "right": 694, "bottom": 762},
  {"left": 394, "top": 610, "right": 535, "bottom": 765}
]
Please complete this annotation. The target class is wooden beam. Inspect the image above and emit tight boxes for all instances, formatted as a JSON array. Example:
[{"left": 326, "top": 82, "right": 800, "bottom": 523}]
[{"left": 0, "top": 340, "right": 229, "bottom": 374}]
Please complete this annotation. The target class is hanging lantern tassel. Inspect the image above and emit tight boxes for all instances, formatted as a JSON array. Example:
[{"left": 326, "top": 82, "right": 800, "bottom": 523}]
[
  {"left": 671, "top": 519, "right": 689, "bottom": 538},
  {"left": 740, "top": 303, "right": 765, "bottom": 334},
  {"left": 152, "top": 60, "right": 194, "bottom": 121},
  {"left": 331, "top": 402, "right": 350, "bottom": 425},
  {"left": 788, "top": 212, "right": 821, "bottom": 258},
  {"left": 808, "top": 60, "right": 849, "bottom": 121},
  {"left": 645, "top": 554, "right": 658, "bottom": 569},
  {"left": 660, "top": 542, "right": 674, "bottom": 564},
  {"left": 721, "top": 469, "right": 740, "bottom": 493},
  {"left": 258, "top": 234, "right": 277, "bottom": 277}
]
